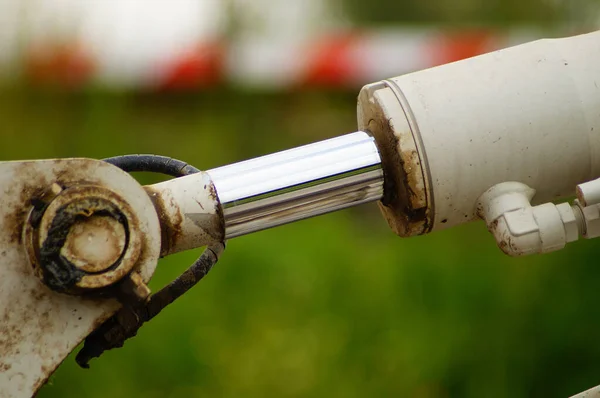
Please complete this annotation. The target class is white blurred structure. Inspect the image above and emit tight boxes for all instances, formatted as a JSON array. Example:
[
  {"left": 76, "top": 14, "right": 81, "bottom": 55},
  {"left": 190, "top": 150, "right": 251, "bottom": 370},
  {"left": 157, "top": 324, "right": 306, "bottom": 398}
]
[{"left": 0, "top": 0, "right": 564, "bottom": 89}]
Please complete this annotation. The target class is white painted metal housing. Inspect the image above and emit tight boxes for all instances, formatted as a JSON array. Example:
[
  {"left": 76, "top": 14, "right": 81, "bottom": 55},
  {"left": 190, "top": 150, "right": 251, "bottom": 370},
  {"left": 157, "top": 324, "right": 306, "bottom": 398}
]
[
  {"left": 0, "top": 159, "right": 162, "bottom": 398},
  {"left": 358, "top": 30, "right": 600, "bottom": 236}
]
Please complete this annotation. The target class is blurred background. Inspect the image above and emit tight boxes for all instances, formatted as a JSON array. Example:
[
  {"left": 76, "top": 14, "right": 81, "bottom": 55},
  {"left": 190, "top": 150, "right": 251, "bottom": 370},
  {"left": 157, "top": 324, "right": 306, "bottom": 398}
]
[{"left": 1, "top": 0, "right": 600, "bottom": 397}]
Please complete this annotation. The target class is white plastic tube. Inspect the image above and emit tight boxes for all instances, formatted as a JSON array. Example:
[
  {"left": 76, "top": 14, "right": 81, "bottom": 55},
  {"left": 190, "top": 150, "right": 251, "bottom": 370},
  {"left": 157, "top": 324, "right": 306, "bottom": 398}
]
[{"left": 358, "top": 30, "right": 600, "bottom": 236}]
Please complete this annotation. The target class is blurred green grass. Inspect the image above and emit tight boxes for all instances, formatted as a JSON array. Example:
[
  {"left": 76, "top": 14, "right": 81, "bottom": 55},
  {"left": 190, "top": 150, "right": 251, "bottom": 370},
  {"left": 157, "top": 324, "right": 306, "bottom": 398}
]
[{"left": 3, "top": 88, "right": 600, "bottom": 397}]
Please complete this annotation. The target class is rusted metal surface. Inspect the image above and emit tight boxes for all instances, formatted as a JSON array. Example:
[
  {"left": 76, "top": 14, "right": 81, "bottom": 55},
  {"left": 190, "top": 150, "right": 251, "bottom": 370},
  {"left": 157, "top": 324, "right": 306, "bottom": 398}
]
[
  {"left": 144, "top": 185, "right": 183, "bottom": 257},
  {"left": 145, "top": 171, "right": 224, "bottom": 256},
  {"left": 26, "top": 185, "right": 144, "bottom": 292},
  {"left": 475, "top": 185, "right": 532, "bottom": 257},
  {"left": 486, "top": 218, "right": 523, "bottom": 256},
  {"left": 0, "top": 159, "right": 161, "bottom": 398},
  {"left": 357, "top": 81, "right": 432, "bottom": 237}
]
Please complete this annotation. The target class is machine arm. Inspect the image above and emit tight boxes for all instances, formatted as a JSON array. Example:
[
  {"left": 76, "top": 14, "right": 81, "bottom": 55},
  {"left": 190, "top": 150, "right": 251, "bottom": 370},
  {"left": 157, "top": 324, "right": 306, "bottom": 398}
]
[{"left": 1, "top": 30, "right": 599, "bottom": 398}]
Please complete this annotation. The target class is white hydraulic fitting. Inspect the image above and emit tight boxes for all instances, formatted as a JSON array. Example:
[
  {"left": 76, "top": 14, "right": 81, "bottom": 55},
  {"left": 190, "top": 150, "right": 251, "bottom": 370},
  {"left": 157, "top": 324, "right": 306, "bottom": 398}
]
[
  {"left": 575, "top": 200, "right": 600, "bottom": 239},
  {"left": 477, "top": 182, "right": 579, "bottom": 256},
  {"left": 577, "top": 178, "right": 600, "bottom": 207}
]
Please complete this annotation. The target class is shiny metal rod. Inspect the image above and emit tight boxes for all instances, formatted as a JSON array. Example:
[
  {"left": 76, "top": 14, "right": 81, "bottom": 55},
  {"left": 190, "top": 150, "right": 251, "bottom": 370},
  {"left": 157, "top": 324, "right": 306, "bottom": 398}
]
[{"left": 207, "top": 131, "right": 383, "bottom": 238}]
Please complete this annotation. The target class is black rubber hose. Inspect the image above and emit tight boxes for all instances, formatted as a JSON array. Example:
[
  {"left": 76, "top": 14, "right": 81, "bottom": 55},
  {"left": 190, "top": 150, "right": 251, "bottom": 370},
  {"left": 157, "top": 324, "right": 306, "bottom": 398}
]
[
  {"left": 103, "top": 154, "right": 200, "bottom": 177},
  {"left": 75, "top": 155, "right": 225, "bottom": 369}
]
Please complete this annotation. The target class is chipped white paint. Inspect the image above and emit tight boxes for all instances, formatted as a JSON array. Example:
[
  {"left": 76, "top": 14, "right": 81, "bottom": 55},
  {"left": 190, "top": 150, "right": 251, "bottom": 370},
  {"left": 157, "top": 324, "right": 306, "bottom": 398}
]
[
  {"left": 146, "top": 171, "right": 223, "bottom": 256},
  {"left": 476, "top": 182, "right": 580, "bottom": 256},
  {"left": 358, "top": 30, "right": 600, "bottom": 235},
  {"left": 0, "top": 159, "right": 161, "bottom": 398}
]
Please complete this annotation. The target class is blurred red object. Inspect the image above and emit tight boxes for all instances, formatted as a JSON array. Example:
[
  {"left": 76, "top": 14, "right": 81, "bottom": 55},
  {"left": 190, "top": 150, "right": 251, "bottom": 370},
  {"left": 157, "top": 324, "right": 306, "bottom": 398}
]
[
  {"left": 25, "top": 43, "right": 95, "bottom": 88},
  {"left": 301, "top": 32, "right": 362, "bottom": 87},
  {"left": 429, "top": 30, "right": 494, "bottom": 66},
  {"left": 158, "top": 40, "right": 225, "bottom": 90}
]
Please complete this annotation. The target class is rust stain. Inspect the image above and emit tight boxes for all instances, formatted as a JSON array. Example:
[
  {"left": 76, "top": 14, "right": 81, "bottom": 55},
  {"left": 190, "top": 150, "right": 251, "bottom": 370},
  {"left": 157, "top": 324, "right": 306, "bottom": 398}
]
[
  {"left": 207, "top": 182, "right": 219, "bottom": 202},
  {"left": 487, "top": 219, "right": 525, "bottom": 256},
  {"left": 1, "top": 158, "right": 160, "bottom": 396},
  {"left": 144, "top": 186, "right": 182, "bottom": 257},
  {"left": 475, "top": 201, "right": 485, "bottom": 219},
  {"left": 79, "top": 257, "right": 133, "bottom": 289},
  {"left": 0, "top": 163, "right": 138, "bottom": 385},
  {"left": 0, "top": 284, "right": 52, "bottom": 357},
  {"left": 3, "top": 161, "right": 102, "bottom": 248},
  {"left": 23, "top": 184, "right": 143, "bottom": 292},
  {"left": 1, "top": 284, "right": 58, "bottom": 394},
  {"left": 36, "top": 366, "right": 53, "bottom": 392},
  {"left": 366, "top": 108, "right": 429, "bottom": 237},
  {"left": 3, "top": 163, "right": 50, "bottom": 246},
  {"left": 133, "top": 240, "right": 151, "bottom": 282},
  {"left": 2, "top": 279, "right": 116, "bottom": 392},
  {"left": 0, "top": 321, "right": 24, "bottom": 358},
  {"left": 206, "top": 182, "right": 225, "bottom": 241},
  {"left": 56, "top": 160, "right": 95, "bottom": 180},
  {"left": 498, "top": 237, "right": 509, "bottom": 253}
]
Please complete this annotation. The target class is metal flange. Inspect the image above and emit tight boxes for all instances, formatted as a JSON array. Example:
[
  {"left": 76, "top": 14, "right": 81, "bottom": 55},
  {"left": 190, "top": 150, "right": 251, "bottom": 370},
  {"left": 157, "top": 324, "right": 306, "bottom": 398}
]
[
  {"left": 0, "top": 158, "right": 161, "bottom": 398},
  {"left": 24, "top": 184, "right": 144, "bottom": 294}
]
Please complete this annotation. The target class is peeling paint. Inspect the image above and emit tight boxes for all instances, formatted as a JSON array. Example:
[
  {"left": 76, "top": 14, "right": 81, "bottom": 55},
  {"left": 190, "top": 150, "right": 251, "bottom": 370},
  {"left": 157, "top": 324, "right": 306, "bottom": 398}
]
[
  {"left": 144, "top": 186, "right": 183, "bottom": 257},
  {"left": 145, "top": 172, "right": 224, "bottom": 256},
  {"left": 357, "top": 82, "right": 432, "bottom": 237},
  {"left": 0, "top": 159, "right": 161, "bottom": 398}
]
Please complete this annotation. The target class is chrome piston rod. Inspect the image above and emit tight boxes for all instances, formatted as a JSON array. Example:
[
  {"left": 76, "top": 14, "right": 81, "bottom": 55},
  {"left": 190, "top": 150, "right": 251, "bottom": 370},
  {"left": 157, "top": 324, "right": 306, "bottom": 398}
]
[{"left": 207, "top": 131, "right": 384, "bottom": 238}]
